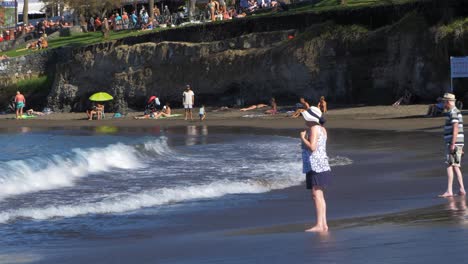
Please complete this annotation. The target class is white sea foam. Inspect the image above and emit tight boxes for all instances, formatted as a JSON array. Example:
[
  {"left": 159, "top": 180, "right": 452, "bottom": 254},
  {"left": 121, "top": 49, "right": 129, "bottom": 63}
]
[
  {"left": 0, "top": 139, "right": 174, "bottom": 199},
  {"left": 0, "top": 176, "right": 301, "bottom": 224},
  {"left": 0, "top": 156, "right": 352, "bottom": 223},
  {"left": 143, "top": 137, "right": 177, "bottom": 158}
]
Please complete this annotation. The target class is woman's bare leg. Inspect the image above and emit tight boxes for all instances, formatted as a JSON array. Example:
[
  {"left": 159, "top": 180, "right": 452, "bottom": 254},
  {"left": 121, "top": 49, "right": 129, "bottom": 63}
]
[{"left": 306, "top": 187, "right": 328, "bottom": 232}]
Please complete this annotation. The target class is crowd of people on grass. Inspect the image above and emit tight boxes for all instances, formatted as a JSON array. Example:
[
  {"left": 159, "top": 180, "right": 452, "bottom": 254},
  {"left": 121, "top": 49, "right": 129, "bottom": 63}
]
[
  {"left": 0, "top": 16, "right": 72, "bottom": 44},
  {"left": 79, "top": 0, "right": 286, "bottom": 34}
]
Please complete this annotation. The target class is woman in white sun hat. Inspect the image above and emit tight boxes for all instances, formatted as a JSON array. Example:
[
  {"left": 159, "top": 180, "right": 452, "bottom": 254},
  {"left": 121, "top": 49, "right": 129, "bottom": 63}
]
[{"left": 300, "top": 106, "right": 332, "bottom": 232}]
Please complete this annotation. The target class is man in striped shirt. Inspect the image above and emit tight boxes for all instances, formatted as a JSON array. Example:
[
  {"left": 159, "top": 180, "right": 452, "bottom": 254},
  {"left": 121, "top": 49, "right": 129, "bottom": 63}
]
[{"left": 439, "top": 93, "right": 466, "bottom": 198}]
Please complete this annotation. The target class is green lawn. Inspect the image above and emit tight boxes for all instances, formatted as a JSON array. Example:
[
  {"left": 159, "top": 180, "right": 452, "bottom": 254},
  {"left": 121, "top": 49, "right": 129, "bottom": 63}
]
[
  {"left": 2, "top": 28, "right": 170, "bottom": 57},
  {"left": 2, "top": 0, "right": 424, "bottom": 58}
]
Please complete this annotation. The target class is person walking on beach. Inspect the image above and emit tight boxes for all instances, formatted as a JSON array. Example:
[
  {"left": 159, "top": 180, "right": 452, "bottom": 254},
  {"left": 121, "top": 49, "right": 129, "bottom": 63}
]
[
  {"left": 183, "top": 85, "right": 195, "bottom": 121},
  {"left": 439, "top": 93, "right": 466, "bottom": 198},
  {"left": 199, "top": 105, "right": 206, "bottom": 121},
  {"left": 14, "top": 91, "right": 26, "bottom": 119},
  {"left": 300, "top": 106, "right": 332, "bottom": 232}
]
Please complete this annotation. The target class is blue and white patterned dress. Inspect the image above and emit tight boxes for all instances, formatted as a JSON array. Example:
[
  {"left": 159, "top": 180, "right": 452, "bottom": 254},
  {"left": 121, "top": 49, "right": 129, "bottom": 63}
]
[{"left": 302, "top": 127, "right": 332, "bottom": 188}]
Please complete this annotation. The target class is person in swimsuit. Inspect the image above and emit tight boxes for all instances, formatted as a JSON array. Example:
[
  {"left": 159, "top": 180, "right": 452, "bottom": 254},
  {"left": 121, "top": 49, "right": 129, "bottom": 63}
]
[
  {"left": 300, "top": 106, "right": 332, "bottom": 232},
  {"left": 317, "top": 96, "right": 327, "bottom": 113},
  {"left": 208, "top": 0, "right": 216, "bottom": 21},
  {"left": 240, "top": 103, "right": 268, "bottom": 111},
  {"left": 153, "top": 103, "right": 172, "bottom": 118},
  {"left": 264, "top": 98, "right": 277, "bottom": 115},
  {"left": 14, "top": 91, "right": 26, "bottom": 119}
]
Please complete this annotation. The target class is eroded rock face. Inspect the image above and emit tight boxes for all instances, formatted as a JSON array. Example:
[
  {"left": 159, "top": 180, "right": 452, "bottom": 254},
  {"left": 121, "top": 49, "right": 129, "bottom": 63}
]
[
  {"left": 47, "top": 30, "right": 303, "bottom": 111},
  {"left": 46, "top": 13, "right": 459, "bottom": 112}
]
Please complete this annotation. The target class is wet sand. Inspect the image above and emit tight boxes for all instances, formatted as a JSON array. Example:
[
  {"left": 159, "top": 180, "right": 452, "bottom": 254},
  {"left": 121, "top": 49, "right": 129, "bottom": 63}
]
[{"left": 2, "top": 105, "right": 468, "bottom": 263}]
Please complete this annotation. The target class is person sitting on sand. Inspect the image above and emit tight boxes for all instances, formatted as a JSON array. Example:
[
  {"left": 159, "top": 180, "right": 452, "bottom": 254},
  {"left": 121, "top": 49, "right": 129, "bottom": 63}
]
[
  {"left": 153, "top": 103, "right": 172, "bottom": 118},
  {"left": 427, "top": 97, "right": 444, "bottom": 117},
  {"left": 291, "top": 97, "right": 310, "bottom": 118},
  {"left": 27, "top": 109, "right": 45, "bottom": 116},
  {"left": 240, "top": 103, "right": 268, "bottom": 111},
  {"left": 86, "top": 103, "right": 104, "bottom": 120},
  {"left": 264, "top": 98, "right": 277, "bottom": 115},
  {"left": 317, "top": 96, "right": 327, "bottom": 113},
  {"left": 86, "top": 105, "right": 97, "bottom": 120}
]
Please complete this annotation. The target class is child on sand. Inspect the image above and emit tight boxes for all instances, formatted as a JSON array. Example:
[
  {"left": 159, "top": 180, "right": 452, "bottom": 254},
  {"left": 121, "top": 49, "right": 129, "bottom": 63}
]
[{"left": 199, "top": 105, "right": 206, "bottom": 121}]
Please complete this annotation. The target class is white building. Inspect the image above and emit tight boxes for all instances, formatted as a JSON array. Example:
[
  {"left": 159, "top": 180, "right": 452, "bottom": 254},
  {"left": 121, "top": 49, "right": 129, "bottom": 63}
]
[{"left": 17, "top": 0, "right": 47, "bottom": 15}]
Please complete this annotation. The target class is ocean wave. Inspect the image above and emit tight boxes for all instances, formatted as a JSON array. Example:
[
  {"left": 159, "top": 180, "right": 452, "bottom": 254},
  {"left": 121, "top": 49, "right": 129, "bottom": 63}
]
[
  {"left": 0, "top": 138, "right": 173, "bottom": 199},
  {"left": 0, "top": 155, "right": 352, "bottom": 223},
  {"left": 0, "top": 176, "right": 302, "bottom": 224}
]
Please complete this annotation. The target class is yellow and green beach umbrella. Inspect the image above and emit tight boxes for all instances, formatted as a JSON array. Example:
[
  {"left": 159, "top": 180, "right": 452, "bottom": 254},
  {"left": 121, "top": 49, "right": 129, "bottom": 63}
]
[{"left": 89, "top": 92, "right": 113, "bottom": 102}]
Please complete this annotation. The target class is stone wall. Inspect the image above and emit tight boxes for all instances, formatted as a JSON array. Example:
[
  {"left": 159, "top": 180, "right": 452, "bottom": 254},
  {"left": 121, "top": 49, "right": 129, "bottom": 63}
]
[{"left": 0, "top": 47, "right": 71, "bottom": 85}]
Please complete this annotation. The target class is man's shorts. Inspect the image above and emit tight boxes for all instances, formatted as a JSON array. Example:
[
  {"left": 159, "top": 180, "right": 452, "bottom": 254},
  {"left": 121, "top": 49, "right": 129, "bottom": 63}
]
[
  {"left": 446, "top": 144, "right": 464, "bottom": 167},
  {"left": 16, "top": 102, "right": 24, "bottom": 109},
  {"left": 184, "top": 104, "right": 193, "bottom": 109}
]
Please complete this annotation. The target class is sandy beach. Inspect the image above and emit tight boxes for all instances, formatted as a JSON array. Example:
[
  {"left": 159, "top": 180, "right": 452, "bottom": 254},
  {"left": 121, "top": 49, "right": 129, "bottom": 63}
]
[{"left": 0, "top": 105, "right": 445, "bottom": 132}]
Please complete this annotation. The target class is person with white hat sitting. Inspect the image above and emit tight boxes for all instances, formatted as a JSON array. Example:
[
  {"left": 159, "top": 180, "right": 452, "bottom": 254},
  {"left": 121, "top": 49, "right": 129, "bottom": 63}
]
[
  {"left": 300, "top": 106, "right": 332, "bottom": 232},
  {"left": 439, "top": 93, "right": 466, "bottom": 198}
]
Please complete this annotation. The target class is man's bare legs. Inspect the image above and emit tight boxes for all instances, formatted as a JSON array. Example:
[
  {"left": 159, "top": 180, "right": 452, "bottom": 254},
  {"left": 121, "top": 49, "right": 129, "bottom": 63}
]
[
  {"left": 440, "top": 166, "right": 466, "bottom": 197},
  {"left": 440, "top": 166, "right": 455, "bottom": 197},
  {"left": 305, "top": 186, "right": 328, "bottom": 232},
  {"left": 454, "top": 166, "right": 466, "bottom": 195}
]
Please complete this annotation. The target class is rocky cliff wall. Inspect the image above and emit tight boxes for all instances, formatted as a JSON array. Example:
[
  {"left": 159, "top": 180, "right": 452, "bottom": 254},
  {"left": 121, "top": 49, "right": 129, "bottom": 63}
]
[{"left": 47, "top": 9, "right": 468, "bottom": 112}]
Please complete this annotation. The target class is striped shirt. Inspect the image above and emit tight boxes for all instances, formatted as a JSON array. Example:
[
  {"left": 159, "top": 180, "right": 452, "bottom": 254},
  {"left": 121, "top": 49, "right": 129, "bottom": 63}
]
[{"left": 444, "top": 107, "right": 464, "bottom": 145}]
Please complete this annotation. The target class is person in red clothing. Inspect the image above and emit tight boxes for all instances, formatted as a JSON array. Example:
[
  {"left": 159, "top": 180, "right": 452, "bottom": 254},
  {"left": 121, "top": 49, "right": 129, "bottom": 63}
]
[{"left": 95, "top": 17, "right": 102, "bottom": 30}]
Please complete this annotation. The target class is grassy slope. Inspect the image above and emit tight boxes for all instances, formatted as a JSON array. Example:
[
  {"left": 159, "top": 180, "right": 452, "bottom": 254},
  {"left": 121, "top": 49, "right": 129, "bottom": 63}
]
[{"left": 2, "top": 0, "right": 424, "bottom": 58}]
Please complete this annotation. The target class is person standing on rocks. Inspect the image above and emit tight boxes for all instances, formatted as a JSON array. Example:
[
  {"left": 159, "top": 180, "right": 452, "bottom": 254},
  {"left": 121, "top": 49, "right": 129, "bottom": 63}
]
[
  {"left": 183, "top": 85, "right": 195, "bottom": 121},
  {"left": 439, "top": 93, "right": 466, "bottom": 198},
  {"left": 14, "top": 91, "right": 26, "bottom": 119}
]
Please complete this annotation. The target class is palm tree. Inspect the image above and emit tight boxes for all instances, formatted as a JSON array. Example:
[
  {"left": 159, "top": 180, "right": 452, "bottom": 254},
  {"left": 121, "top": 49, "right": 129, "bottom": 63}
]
[
  {"left": 149, "top": 0, "right": 154, "bottom": 22},
  {"left": 23, "top": 0, "right": 29, "bottom": 27}
]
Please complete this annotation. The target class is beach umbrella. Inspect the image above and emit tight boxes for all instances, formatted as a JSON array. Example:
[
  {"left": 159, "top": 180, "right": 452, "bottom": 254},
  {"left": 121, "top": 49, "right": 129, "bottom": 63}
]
[{"left": 89, "top": 92, "right": 113, "bottom": 102}]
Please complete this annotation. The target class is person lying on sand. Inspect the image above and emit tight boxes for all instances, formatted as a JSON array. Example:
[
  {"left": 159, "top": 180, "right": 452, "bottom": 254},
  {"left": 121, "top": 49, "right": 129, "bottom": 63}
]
[
  {"left": 134, "top": 112, "right": 157, "bottom": 119},
  {"left": 27, "top": 109, "right": 45, "bottom": 116},
  {"left": 240, "top": 104, "right": 268, "bottom": 111}
]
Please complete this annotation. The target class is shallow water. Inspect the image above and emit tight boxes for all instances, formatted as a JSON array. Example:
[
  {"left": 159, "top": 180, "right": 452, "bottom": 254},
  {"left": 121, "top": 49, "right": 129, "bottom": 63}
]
[
  {"left": 0, "top": 126, "right": 351, "bottom": 248},
  {"left": 2, "top": 126, "right": 466, "bottom": 264}
]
